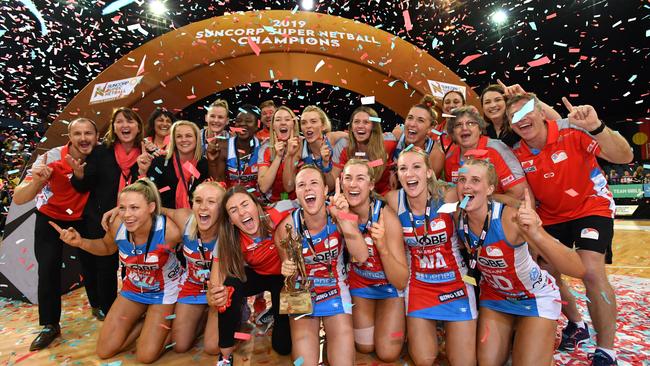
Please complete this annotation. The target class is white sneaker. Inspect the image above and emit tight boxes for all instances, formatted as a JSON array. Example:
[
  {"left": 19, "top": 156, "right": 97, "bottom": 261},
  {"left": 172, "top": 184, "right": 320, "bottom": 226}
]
[{"left": 216, "top": 353, "right": 233, "bottom": 366}]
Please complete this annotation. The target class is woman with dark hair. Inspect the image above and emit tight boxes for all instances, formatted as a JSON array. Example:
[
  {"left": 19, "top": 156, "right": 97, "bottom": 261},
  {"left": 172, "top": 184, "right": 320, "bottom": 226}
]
[
  {"left": 331, "top": 106, "right": 397, "bottom": 195},
  {"left": 206, "top": 186, "right": 294, "bottom": 365},
  {"left": 70, "top": 107, "right": 145, "bottom": 322},
  {"left": 52, "top": 178, "right": 184, "bottom": 363},
  {"left": 480, "top": 84, "right": 521, "bottom": 148},
  {"left": 143, "top": 108, "right": 175, "bottom": 155},
  {"left": 136, "top": 120, "right": 211, "bottom": 209}
]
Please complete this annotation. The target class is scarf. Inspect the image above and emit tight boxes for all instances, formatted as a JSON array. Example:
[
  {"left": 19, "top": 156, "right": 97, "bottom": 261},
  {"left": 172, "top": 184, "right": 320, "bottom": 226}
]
[
  {"left": 114, "top": 142, "right": 141, "bottom": 192},
  {"left": 172, "top": 152, "right": 198, "bottom": 209}
]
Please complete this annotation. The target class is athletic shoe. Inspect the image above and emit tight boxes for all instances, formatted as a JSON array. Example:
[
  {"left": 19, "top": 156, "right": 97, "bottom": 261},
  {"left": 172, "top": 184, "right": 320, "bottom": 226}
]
[
  {"left": 216, "top": 353, "right": 234, "bottom": 366},
  {"left": 255, "top": 307, "right": 274, "bottom": 326},
  {"left": 558, "top": 322, "right": 590, "bottom": 351},
  {"left": 589, "top": 349, "right": 618, "bottom": 366}
]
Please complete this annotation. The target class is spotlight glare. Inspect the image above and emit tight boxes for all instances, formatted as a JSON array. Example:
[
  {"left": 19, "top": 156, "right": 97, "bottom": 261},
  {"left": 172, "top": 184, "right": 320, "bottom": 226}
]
[
  {"left": 491, "top": 9, "right": 508, "bottom": 25},
  {"left": 149, "top": 0, "right": 167, "bottom": 16},
  {"left": 301, "top": 0, "right": 315, "bottom": 11}
]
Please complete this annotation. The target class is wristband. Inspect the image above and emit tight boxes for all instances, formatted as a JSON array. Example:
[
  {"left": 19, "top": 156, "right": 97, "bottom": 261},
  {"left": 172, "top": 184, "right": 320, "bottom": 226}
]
[
  {"left": 321, "top": 161, "right": 333, "bottom": 173},
  {"left": 589, "top": 120, "right": 606, "bottom": 135}
]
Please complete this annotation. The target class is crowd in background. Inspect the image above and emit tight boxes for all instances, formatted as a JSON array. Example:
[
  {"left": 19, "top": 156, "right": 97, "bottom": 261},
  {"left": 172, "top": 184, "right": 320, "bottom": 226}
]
[{"left": 603, "top": 163, "right": 650, "bottom": 185}]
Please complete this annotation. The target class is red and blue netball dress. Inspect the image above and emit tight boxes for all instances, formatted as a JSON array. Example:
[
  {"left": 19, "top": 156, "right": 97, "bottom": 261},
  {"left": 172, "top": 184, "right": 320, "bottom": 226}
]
[
  {"left": 397, "top": 189, "right": 477, "bottom": 321},
  {"left": 225, "top": 136, "right": 260, "bottom": 194},
  {"left": 116, "top": 215, "right": 183, "bottom": 305},
  {"left": 177, "top": 216, "right": 217, "bottom": 304},
  {"left": 459, "top": 201, "right": 561, "bottom": 320},
  {"left": 298, "top": 137, "right": 334, "bottom": 173},
  {"left": 291, "top": 209, "right": 351, "bottom": 317},
  {"left": 257, "top": 140, "right": 296, "bottom": 202},
  {"left": 348, "top": 199, "right": 401, "bottom": 299}
]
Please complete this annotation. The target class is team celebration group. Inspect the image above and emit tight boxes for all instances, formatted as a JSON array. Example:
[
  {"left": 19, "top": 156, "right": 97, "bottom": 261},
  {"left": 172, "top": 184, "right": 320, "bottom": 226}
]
[{"left": 14, "top": 80, "right": 633, "bottom": 366}]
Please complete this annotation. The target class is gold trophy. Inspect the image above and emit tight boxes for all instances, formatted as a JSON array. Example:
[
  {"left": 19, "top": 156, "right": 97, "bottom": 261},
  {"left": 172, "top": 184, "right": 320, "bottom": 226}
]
[{"left": 279, "top": 223, "right": 313, "bottom": 315}]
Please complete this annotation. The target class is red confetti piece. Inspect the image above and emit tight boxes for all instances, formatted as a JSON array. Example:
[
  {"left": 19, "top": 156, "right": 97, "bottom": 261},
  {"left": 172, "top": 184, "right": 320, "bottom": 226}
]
[
  {"left": 182, "top": 161, "right": 201, "bottom": 179},
  {"left": 234, "top": 331, "right": 251, "bottom": 341},
  {"left": 25, "top": 263, "right": 34, "bottom": 271},
  {"left": 230, "top": 127, "right": 245, "bottom": 133},
  {"left": 464, "top": 149, "right": 489, "bottom": 158},
  {"left": 480, "top": 324, "right": 489, "bottom": 343},
  {"left": 247, "top": 36, "right": 261, "bottom": 56},
  {"left": 158, "top": 186, "right": 171, "bottom": 193},
  {"left": 565, "top": 189, "right": 578, "bottom": 197},
  {"left": 14, "top": 351, "right": 37, "bottom": 364},
  {"left": 367, "top": 159, "right": 383, "bottom": 168},
  {"left": 459, "top": 53, "right": 482, "bottom": 66},
  {"left": 402, "top": 10, "right": 413, "bottom": 31},
  {"left": 554, "top": 299, "right": 568, "bottom": 305},
  {"left": 527, "top": 56, "right": 551, "bottom": 68},
  {"left": 337, "top": 211, "right": 359, "bottom": 221},
  {"left": 159, "top": 323, "right": 171, "bottom": 330}
]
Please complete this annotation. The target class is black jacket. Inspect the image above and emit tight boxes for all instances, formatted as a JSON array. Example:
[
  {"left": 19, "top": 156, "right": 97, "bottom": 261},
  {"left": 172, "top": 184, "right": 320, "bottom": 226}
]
[
  {"left": 71, "top": 144, "right": 139, "bottom": 238},
  {"left": 146, "top": 155, "right": 210, "bottom": 209}
]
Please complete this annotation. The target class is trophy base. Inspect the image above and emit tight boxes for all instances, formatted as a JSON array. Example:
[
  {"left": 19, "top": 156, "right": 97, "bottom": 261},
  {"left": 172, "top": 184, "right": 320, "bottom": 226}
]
[{"left": 279, "top": 289, "right": 313, "bottom": 315}]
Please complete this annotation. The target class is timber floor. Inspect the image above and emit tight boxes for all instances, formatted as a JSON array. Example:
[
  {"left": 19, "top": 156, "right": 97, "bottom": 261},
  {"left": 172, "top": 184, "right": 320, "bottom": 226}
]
[{"left": 1, "top": 220, "right": 649, "bottom": 365}]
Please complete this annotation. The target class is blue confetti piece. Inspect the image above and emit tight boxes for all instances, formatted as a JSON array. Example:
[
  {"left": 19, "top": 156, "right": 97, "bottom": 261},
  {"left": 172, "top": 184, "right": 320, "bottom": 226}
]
[
  {"left": 247, "top": 188, "right": 256, "bottom": 193},
  {"left": 388, "top": 80, "right": 398, "bottom": 87},
  {"left": 101, "top": 0, "right": 136, "bottom": 15},
  {"left": 601, "top": 291, "right": 611, "bottom": 304},
  {"left": 196, "top": 269, "right": 210, "bottom": 277},
  {"left": 343, "top": 302, "right": 354, "bottom": 312},
  {"left": 511, "top": 98, "right": 535, "bottom": 124},
  {"left": 269, "top": 69, "right": 275, "bottom": 79},
  {"left": 165, "top": 314, "right": 176, "bottom": 320},
  {"left": 250, "top": 139, "right": 255, "bottom": 146},
  {"left": 154, "top": 167, "right": 162, "bottom": 174},
  {"left": 459, "top": 195, "right": 471, "bottom": 209},
  {"left": 0, "top": 30, "right": 5, "bottom": 37},
  {"left": 643, "top": 164, "right": 650, "bottom": 170},
  {"left": 404, "top": 144, "right": 414, "bottom": 152},
  {"left": 531, "top": 148, "right": 541, "bottom": 155},
  {"left": 369, "top": 116, "right": 382, "bottom": 123},
  {"left": 165, "top": 342, "right": 176, "bottom": 349},
  {"left": 430, "top": 128, "right": 442, "bottom": 136},
  {"left": 291, "top": 4, "right": 299, "bottom": 14},
  {"left": 529, "top": 22, "right": 537, "bottom": 31},
  {"left": 7, "top": 169, "right": 19, "bottom": 175},
  {"left": 459, "top": 167, "right": 469, "bottom": 173},
  {"left": 294, "top": 356, "right": 304, "bottom": 366},
  {"left": 101, "top": 361, "right": 123, "bottom": 366}
]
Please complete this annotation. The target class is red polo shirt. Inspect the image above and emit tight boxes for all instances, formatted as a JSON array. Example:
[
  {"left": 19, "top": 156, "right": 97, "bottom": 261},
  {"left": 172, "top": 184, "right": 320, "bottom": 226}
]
[
  {"left": 511, "top": 119, "right": 614, "bottom": 225},
  {"left": 445, "top": 135, "right": 525, "bottom": 193}
]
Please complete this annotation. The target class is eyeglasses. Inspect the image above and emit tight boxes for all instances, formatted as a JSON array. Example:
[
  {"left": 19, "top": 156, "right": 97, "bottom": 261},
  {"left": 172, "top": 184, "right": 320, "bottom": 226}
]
[{"left": 453, "top": 121, "right": 479, "bottom": 129}]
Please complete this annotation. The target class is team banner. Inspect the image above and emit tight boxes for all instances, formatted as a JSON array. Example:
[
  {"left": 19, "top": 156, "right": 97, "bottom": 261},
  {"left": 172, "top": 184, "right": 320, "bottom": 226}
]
[
  {"left": 89, "top": 76, "right": 143, "bottom": 104},
  {"left": 427, "top": 80, "right": 467, "bottom": 99},
  {"left": 610, "top": 184, "right": 644, "bottom": 198}
]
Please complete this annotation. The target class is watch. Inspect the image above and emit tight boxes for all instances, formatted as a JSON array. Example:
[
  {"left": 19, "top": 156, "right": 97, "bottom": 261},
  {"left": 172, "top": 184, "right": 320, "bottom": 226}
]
[{"left": 589, "top": 121, "right": 606, "bottom": 135}]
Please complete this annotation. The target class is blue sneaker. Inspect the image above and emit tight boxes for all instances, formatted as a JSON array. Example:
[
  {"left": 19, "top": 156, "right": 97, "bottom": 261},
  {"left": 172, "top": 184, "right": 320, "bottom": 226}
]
[
  {"left": 589, "top": 349, "right": 618, "bottom": 366},
  {"left": 558, "top": 322, "right": 590, "bottom": 351}
]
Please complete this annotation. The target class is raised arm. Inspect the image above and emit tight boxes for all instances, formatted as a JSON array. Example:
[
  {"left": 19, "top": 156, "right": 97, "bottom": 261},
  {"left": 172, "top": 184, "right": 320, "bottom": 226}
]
[
  {"left": 329, "top": 178, "right": 368, "bottom": 263},
  {"left": 282, "top": 135, "right": 302, "bottom": 193},
  {"left": 258, "top": 141, "right": 286, "bottom": 194},
  {"left": 561, "top": 97, "right": 633, "bottom": 164},
  {"left": 13, "top": 154, "right": 52, "bottom": 205},
  {"left": 372, "top": 206, "right": 408, "bottom": 290},
  {"left": 510, "top": 189, "right": 585, "bottom": 279}
]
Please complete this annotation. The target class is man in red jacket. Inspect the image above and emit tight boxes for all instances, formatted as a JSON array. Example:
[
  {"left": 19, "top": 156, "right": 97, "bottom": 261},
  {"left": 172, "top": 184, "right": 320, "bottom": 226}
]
[{"left": 13, "top": 118, "right": 98, "bottom": 351}]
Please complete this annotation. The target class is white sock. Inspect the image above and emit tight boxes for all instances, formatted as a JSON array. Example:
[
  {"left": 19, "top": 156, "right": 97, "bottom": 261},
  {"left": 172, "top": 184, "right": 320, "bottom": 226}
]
[
  {"left": 572, "top": 320, "right": 586, "bottom": 329},
  {"left": 597, "top": 347, "right": 616, "bottom": 359}
]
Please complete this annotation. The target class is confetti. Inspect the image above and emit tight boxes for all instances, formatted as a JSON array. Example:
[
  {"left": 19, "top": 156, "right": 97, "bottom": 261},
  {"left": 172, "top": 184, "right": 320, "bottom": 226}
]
[
  {"left": 436, "top": 202, "right": 458, "bottom": 214},
  {"left": 369, "top": 116, "right": 382, "bottom": 123},
  {"left": 462, "top": 275, "right": 477, "bottom": 286},
  {"left": 402, "top": 10, "right": 413, "bottom": 31},
  {"left": 360, "top": 96, "right": 375, "bottom": 105},
  {"left": 464, "top": 149, "right": 489, "bottom": 158},
  {"left": 459, "top": 195, "right": 471, "bottom": 209},
  {"left": 511, "top": 98, "right": 535, "bottom": 124},
  {"left": 459, "top": 53, "right": 482, "bottom": 66},
  {"left": 247, "top": 36, "right": 261, "bottom": 56},
  {"left": 565, "top": 189, "right": 579, "bottom": 197},
  {"left": 18, "top": 0, "right": 48, "bottom": 35},
  {"left": 294, "top": 356, "right": 304, "bottom": 366},
  {"left": 367, "top": 159, "right": 383, "bottom": 168},
  {"left": 527, "top": 56, "right": 551, "bottom": 68},
  {"left": 337, "top": 211, "right": 358, "bottom": 221},
  {"left": 101, "top": 0, "right": 136, "bottom": 15},
  {"left": 234, "top": 332, "right": 252, "bottom": 341},
  {"left": 165, "top": 314, "right": 176, "bottom": 320},
  {"left": 159, "top": 186, "right": 171, "bottom": 193},
  {"left": 182, "top": 161, "right": 201, "bottom": 179},
  {"left": 294, "top": 313, "right": 311, "bottom": 320},
  {"left": 314, "top": 60, "right": 325, "bottom": 72}
]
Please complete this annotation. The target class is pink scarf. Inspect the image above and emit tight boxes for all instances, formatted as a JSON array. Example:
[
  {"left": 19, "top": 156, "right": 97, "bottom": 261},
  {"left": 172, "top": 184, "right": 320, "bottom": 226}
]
[
  {"left": 172, "top": 152, "right": 198, "bottom": 209},
  {"left": 114, "top": 142, "right": 141, "bottom": 192}
]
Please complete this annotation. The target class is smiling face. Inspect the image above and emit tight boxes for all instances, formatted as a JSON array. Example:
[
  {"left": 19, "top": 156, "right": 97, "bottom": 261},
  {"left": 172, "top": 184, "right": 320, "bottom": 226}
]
[
  {"left": 455, "top": 163, "right": 495, "bottom": 212},
  {"left": 451, "top": 114, "right": 482, "bottom": 149},
  {"left": 205, "top": 106, "right": 228, "bottom": 134},
  {"left": 397, "top": 151, "right": 432, "bottom": 199},
  {"left": 300, "top": 111, "right": 325, "bottom": 143},
  {"left": 113, "top": 112, "right": 140, "bottom": 145},
  {"left": 118, "top": 191, "right": 155, "bottom": 233},
  {"left": 226, "top": 192, "right": 260, "bottom": 236},
  {"left": 351, "top": 111, "right": 373, "bottom": 144},
  {"left": 234, "top": 112, "right": 258, "bottom": 139},
  {"left": 342, "top": 163, "right": 373, "bottom": 209},
  {"left": 295, "top": 168, "right": 327, "bottom": 216},
  {"left": 261, "top": 106, "right": 276, "bottom": 130},
  {"left": 174, "top": 125, "right": 197, "bottom": 157},
  {"left": 507, "top": 98, "right": 546, "bottom": 143},
  {"left": 154, "top": 115, "right": 172, "bottom": 138},
  {"left": 443, "top": 92, "right": 464, "bottom": 114},
  {"left": 68, "top": 120, "right": 97, "bottom": 157},
  {"left": 192, "top": 184, "right": 224, "bottom": 233},
  {"left": 482, "top": 90, "right": 506, "bottom": 123},
  {"left": 272, "top": 109, "right": 294, "bottom": 141},
  {"left": 404, "top": 106, "right": 433, "bottom": 145}
]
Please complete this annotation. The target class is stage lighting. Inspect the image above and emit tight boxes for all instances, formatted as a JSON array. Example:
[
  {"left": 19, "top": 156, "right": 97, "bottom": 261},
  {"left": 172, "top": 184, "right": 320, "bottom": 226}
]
[
  {"left": 301, "top": 0, "right": 315, "bottom": 11},
  {"left": 149, "top": 0, "right": 167, "bottom": 16},
  {"left": 491, "top": 9, "right": 508, "bottom": 25}
]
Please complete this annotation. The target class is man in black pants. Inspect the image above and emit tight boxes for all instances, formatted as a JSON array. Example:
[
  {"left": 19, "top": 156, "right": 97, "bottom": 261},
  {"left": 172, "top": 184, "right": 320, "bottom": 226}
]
[{"left": 13, "top": 118, "right": 98, "bottom": 351}]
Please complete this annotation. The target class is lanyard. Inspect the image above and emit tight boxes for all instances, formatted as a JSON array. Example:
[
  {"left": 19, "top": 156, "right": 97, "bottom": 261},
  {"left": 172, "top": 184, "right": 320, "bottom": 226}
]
[
  {"left": 299, "top": 209, "right": 333, "bottom": 278},
  {"left": 458, "top": 201, "right": 493, "bottom": 271},
  {"left": 359, "top": 199, "right": 382, "bottom": 234},
  {"left": 173, "top": 152, "right": 194, "bottom": 205},
  {"left": 404, "top": 194, "right": 434, "bottom": 259}
]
